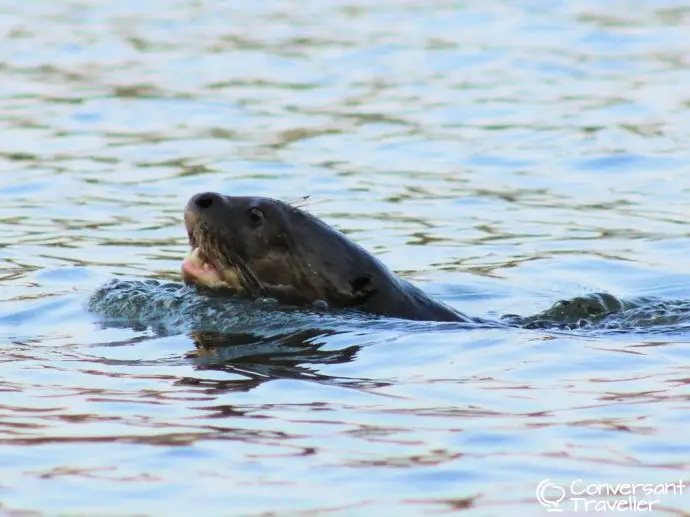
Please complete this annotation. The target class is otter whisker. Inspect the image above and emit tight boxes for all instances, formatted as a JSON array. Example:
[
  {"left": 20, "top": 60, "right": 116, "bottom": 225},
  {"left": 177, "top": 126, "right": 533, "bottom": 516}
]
[
  {"left": 201, "top": 229, "right": 266, "bottom": 296},
  {"left": 286, "top": 195, "right": 312, "bottom": 209},
  {"left": 227, "top": 253, "right": 265, "bottom": 295}
]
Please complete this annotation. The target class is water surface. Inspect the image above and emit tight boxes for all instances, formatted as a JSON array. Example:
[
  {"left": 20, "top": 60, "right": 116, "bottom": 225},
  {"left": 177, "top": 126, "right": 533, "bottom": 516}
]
[{"left": 2, "top": 0, "right": 690, "bottom": 515}]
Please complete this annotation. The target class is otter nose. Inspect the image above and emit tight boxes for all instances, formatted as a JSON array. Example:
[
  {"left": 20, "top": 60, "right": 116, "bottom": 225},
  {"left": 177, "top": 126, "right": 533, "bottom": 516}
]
[{"left": 190, "top": 192, "right": 222, "bottom": 210}]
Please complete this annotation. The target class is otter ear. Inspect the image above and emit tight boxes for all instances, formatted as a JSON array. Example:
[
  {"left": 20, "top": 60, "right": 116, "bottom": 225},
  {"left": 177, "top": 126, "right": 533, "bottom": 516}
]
[{"left": 350, "top": 274, "right": 377, "bottom": 302}]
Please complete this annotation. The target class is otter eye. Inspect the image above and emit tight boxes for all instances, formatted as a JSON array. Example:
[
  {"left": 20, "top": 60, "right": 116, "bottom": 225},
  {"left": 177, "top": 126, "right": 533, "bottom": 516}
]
[{"left": 247, "top": 207, "right": 265, "bottom": 226}]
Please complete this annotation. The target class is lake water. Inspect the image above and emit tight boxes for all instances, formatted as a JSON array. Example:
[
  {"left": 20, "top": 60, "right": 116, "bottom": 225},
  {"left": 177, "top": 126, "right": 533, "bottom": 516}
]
[{"left": 1, "top": 0, "right": 690, "bottom": 515}]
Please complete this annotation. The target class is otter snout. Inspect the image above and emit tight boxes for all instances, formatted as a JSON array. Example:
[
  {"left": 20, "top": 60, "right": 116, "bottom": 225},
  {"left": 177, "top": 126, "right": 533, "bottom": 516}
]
[
  {"left": 189, "top": 192, "right": 222, "bottom": 210},
  {"left": 184, "top": 192, "right": 227, "bottom": 231}
]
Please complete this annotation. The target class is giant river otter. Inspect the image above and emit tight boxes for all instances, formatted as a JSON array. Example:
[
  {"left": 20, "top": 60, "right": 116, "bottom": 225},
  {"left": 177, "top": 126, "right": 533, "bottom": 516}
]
[
  {"left": 181, "top": 192, "right": 478, "bottom": 323},
  {"left": 88, "top": 192, "right": 677, "bottom": 332}
]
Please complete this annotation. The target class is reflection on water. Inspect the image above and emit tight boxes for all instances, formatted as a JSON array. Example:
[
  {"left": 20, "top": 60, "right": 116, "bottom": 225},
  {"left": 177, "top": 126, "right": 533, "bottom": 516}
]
[{"left": 2, "top": 0, "right": 690, "bottom": 515}]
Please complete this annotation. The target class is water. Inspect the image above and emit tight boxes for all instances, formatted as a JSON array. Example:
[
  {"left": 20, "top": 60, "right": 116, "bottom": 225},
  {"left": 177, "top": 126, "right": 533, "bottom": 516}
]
[{"left": 2, "top": 0, "right": 690, "bottom": 515}]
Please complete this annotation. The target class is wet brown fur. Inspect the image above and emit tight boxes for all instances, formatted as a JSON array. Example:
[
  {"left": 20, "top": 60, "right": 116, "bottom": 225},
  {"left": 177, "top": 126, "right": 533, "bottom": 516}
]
[{"left": 183, "top": 192, "right": 471, "bottom": 322}]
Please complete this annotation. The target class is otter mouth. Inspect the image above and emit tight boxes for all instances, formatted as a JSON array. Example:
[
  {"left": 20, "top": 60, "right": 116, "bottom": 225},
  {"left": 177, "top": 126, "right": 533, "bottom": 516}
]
[
  {"left": 181, "top": 245, "right": 229, "bottom": 288},
  {"left": 181, "top": 221, "right": 244, "bottom": 291}
]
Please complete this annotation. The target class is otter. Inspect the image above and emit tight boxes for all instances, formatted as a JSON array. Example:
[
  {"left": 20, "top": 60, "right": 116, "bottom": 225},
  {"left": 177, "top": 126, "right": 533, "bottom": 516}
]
[{"left": 181, "top": 192, "right": 478, "bottom": 323}]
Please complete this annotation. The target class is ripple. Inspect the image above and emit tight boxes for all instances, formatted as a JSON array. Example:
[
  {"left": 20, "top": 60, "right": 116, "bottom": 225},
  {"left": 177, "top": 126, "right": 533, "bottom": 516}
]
[{"left": 2, "top": 0, "right": 690, "bottom": 515}]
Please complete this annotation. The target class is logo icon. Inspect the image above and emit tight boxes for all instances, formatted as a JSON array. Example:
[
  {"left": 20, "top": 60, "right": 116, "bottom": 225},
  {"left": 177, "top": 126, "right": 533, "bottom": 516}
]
[{"left": 536, "top": 479, "right": 566, "bottom": 512}]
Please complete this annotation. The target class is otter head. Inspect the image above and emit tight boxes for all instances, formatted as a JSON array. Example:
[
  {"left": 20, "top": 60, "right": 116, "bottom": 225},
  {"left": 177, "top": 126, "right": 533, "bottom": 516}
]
[{"left": 182, "top": 192, "right": 379, "bottom": 308}]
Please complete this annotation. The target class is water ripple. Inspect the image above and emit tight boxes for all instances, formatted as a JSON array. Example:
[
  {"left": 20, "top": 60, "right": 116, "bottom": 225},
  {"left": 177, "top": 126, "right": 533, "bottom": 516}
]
[{"left": 2, "top": 0, "right": 690, "bottom": 515}]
